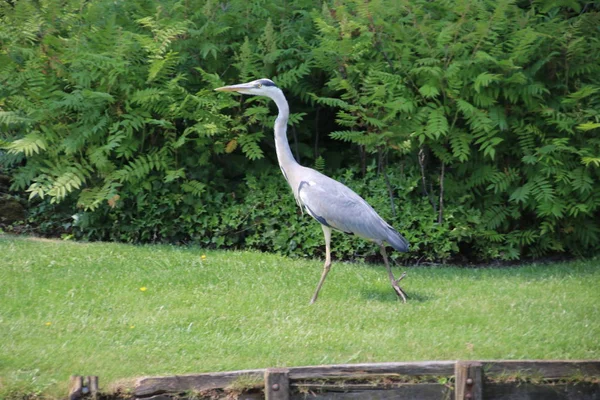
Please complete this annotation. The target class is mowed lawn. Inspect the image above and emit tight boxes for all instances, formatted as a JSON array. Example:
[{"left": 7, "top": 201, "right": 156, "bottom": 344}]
[{"left": 1, "top": 235, "right": 599, "bottom": 397}]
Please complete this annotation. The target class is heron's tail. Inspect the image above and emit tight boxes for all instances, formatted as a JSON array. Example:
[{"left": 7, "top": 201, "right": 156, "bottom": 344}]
[{"left": 386, "top": 226, "right": 409, "bottom": 252}]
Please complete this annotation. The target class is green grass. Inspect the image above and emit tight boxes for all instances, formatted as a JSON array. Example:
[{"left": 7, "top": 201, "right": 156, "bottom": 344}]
[{"left": 1, "top": 235, "right": 599, "bottom": 398}]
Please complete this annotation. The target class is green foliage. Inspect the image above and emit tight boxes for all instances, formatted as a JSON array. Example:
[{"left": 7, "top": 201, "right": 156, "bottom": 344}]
[
  {"left": 0, "top": 0, "right": 314, "bottom": 209},
  {"left": 69, "top": 167, "right": 500, "bottom": 264},
  {"left": 309, "top": 0, "right": 600, "bottom": 260},
  {"left": 1, "top": 0, "right": 599, "bottom": 262}
]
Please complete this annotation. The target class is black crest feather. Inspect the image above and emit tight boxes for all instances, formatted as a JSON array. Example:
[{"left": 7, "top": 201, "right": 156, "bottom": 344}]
[{"left": 258, "top": 79, "right": 277, "bottom": 87}]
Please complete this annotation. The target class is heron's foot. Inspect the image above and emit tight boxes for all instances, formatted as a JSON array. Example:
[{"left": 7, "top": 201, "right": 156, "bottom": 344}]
[{"left": 391, "top": 272, "right": 408, "bottom": 303}]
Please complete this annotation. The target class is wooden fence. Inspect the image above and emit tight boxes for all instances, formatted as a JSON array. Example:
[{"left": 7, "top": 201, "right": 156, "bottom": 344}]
[{"left": 70, "top": 360, "right": 600, "bottom": 400}]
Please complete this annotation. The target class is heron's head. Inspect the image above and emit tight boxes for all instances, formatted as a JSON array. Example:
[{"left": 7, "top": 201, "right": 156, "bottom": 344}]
[{"left": 214, "top": 78, "right": 279, "bottom": 97}]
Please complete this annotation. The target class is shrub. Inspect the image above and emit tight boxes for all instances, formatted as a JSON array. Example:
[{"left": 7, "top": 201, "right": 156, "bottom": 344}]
[
  {"left": 1, "top": 0, "right": 599, "bottom": 262},
  {"left": 310, "top": 0, "right": 600, "bottom": 259}
]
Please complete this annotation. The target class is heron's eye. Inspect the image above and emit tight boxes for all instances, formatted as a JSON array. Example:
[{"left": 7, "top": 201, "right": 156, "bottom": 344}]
[{"left": 256, "top": 83, "right": 262, "bottom": 88}]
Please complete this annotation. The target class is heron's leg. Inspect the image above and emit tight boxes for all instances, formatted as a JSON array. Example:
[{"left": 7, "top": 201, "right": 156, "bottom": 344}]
[
  {"left": 380, "top": 245, "right": 407, "bottom": 303},
  {"left": 310, "top": 225, "right": 332, "bottom": 304}
]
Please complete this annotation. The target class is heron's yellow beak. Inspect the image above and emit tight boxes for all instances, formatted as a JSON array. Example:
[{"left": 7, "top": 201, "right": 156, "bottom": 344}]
[
  {"left": 214, "top": 86, "right": 238, "bottom": 92},
  {"left": 214, "top": 83, "right": 254, "bottom": 92}
]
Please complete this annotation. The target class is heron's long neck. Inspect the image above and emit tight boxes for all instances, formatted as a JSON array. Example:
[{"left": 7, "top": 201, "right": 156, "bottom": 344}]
[{"left": 272, "top": 90, "right": 299, "bottom": 179}]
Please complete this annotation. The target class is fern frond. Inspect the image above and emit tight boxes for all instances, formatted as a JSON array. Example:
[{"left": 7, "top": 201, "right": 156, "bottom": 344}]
[
  {"left": 425, "top": 107, "right": 449, "bottom": 140},
  {"left": 509, "top": 183, "right": 533, "bottom": 204},
  {"left": 5, "top": 132, "right": 47, "bottom": 156},
  {"left": 0, "top": 111, "right": 32, "bottom": 126},
  {"left": 473, "top": 72, "right": 502, "bottom": 93},
  {"left": 181, "top": 180, "right": 206, "bottom": 197},
  {"left": 237, "top": 134, "right": 264, "bottom": 160}
]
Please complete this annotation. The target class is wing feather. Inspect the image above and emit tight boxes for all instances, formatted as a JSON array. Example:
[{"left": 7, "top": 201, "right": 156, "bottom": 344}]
[{"left": 297, "top": 171, "right": 394, "bottom": 244}]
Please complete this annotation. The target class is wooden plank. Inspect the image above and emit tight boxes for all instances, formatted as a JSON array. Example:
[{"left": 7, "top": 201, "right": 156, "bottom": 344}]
[
  {"left": 293, "top": 383, "right": 430, "bottom": 391},
  {"left": 135, "top": 369, "right": 265, "bottom": 397},
  {"left": 134, "top": 361, "right": 600, "bottom": 398},
  {"left": 141, "top": 393, "right": 265, "bottom": 400},
  {"left": 455, "top": 361, "right": 482, "bottom": 400},
  {"left": 288, "top": 361, "right": 456, "bottom": 380},
  {"left": 483, "top": 382, "right": 600, "bottom": 400},
  {"left": 483, "top": 361, "right": 600, "bottom": 379},
  {"left": 265, "top": 368, "right": 290, "bottom": 400},
  {"left": 138, "top": 396, "right": 174, "bottom": 400},
  {"left": 135, "top": 362, "right": 455, "bottom": 397},
  {"left": 290, "top": 384, "right": 452, "bottom": 400}
]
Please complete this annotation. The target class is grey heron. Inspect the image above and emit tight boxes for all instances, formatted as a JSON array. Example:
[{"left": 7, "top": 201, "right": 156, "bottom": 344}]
[{"left": 215, "top": 78, "right": 409, "bottom": 304}]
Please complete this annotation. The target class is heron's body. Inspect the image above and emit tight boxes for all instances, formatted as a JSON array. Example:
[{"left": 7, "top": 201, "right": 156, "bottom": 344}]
[
  {"left": 216, "top": 78, "right": 409, "bottom": 303},
  {"left": 289, "top": 166, "right": 408, "bottom": 252}
]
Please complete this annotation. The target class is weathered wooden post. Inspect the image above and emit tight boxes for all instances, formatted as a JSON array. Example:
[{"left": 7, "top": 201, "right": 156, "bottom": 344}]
[
  {"left": 264, "top": 368, "right": 290, "bottom": 400},
  {"left": 87, "top": 376, "right": 99, "bottom": 400},
  {"left": 455, "top": 361, "right": 482, "bottom": 400},
  {"left": 68, "top": 376, "right": 84, "bottom": 400},
  {"left": 68, "top": 375, "right": 99, "bottom": 400}
]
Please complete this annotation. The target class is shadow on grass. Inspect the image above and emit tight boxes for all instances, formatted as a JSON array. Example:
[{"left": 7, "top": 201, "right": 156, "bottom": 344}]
[{"left": 360, "top": 289, "right": 433, "bottom": 303}]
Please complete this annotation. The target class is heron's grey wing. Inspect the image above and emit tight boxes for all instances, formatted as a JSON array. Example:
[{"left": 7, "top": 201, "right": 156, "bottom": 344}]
[{"left": 296, "top": 174, "right": 391, "bottom": 243}]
